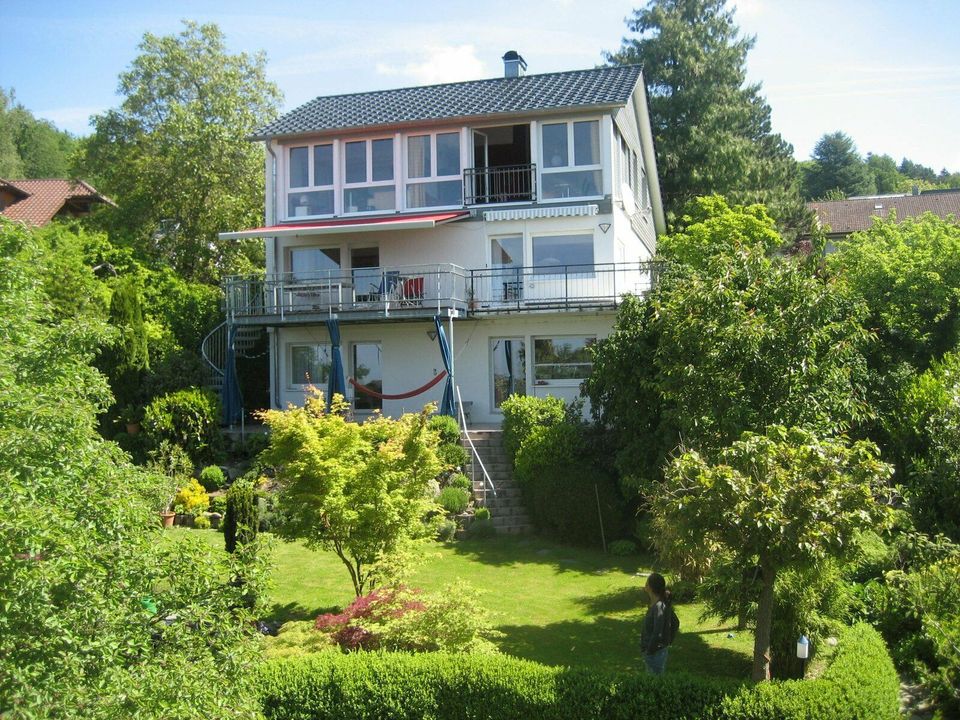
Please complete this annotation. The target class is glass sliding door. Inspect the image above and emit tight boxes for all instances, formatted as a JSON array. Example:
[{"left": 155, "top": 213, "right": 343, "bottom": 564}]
[
  {"left": 352, "top": 342, "right": 382, "bottom": 411},
  {"left": 490, "top": 235, "right": 523, "bottom": 302},
  {"left": 490, "top": 337, "right": 525, "bottom": 409}
]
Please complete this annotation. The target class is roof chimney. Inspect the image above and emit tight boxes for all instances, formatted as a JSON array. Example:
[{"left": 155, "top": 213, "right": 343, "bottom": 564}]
[
  {"left": 913, "top": 184, "right": 920, "bottom": 196},
  {"left": 502, "top": 51, "right": 527, "bottom": 78}
]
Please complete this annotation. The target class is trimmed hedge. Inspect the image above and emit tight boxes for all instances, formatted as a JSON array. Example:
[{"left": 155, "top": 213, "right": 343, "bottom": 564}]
[
  {"left": 720, "top": 623, "right": 899, "bottom": 720},
  {"left": 256, "top": 624, "right": 897, "bottom": 720},
  {"left": 257, "top": 652, "right": 734, "bottom": 720}
]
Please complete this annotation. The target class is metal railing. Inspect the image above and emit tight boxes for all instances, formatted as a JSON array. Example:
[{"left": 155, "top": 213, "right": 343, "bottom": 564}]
[
  {"left": 224, "top": 264, "right": 468, "bottom": 321},
  {"left": 457, "top": 385, "right": 495, "bottom": 505},
  {"left": 467, "top": 261, "right": 659, "bottom": 312},
  {"left": 464, "top": 163, "right": 537, "bottom": 205},
  {"left": 223, "top": 261, "right": 660, "bottom": 321}
]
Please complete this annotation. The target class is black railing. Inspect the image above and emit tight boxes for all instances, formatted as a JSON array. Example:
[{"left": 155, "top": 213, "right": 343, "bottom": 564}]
[{"left": 464, "top": 163, "right": 537, "bottom": 205}]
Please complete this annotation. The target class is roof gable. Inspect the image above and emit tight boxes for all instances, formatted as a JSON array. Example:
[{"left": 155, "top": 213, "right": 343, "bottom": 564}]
[
  {"left": 0, "top": 178, "right": 114, "bottom": 226},
  {"left": 254, "top": 65, "right": 644, "bottom": 139}
]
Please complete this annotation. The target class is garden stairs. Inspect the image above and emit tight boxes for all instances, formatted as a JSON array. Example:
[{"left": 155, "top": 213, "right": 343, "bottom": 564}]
[{"left": 463, "top": 430, "right": 533, "bottom": 535}]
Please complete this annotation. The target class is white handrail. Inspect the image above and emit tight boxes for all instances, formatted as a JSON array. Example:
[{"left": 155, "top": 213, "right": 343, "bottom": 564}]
[{"left": 455, "top": 385, "right": 495, "bottom": 503}]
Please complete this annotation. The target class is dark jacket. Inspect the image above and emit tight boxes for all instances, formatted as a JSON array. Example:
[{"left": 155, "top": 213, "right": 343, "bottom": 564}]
[{"left": 641, "top": 599, "right": 668, "bottom": 655}]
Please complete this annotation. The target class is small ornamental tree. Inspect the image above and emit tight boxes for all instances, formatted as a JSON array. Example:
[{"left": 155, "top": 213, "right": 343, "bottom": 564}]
[
  {"left": 224, "top": 478, "right": 258, "bottom": 553},
  {"left": 653, "top": 425, "right": 893, "bottom": 681},
  {"left": 259, "top": 393, "right": 443, "bottom": 596}
]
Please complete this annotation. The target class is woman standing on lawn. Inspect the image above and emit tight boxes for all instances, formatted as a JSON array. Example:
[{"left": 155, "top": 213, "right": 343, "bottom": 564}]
[{"left": 641, "top": 572, "right": 674, "bottom": 674}]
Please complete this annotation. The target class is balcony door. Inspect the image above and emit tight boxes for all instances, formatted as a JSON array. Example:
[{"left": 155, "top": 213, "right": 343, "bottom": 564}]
[{"left": 468, "top": 125, "right": 532, "bottom": 204}]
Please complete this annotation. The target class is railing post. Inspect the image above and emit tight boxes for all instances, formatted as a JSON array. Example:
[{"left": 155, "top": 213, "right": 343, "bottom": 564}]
[{"left": 564, "top": 265, "right": 570, "bottom": 310}]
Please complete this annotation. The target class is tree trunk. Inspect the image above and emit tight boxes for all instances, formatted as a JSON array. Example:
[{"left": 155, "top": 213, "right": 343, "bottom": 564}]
[{"left": 752, "top": 563, "right": 777, "bottom": 681}]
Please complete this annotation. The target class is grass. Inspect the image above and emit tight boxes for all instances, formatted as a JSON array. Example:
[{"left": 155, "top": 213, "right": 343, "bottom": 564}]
[{"left": 192, "top": 530, "right": 753, "bottom": 679}]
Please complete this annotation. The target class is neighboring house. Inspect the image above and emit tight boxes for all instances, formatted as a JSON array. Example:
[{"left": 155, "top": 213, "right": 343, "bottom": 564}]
[
  {"left": 0, "top": 178, "right": 114, "bottom": 226},
  {"left": 808, "top": 188, "right": 960, "bottom": 247},
  {"left": 213, "top": 52, "right": 665, "bottom": 427}
]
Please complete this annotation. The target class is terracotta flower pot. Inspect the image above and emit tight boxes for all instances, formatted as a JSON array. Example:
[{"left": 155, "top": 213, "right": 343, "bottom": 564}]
[{"left": 159, "top": 511, "right": 176, "bottom": 528}]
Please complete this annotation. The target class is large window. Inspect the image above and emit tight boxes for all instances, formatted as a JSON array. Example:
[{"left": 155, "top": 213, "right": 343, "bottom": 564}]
[
  {"left": 287, "top": 143, "right": 334, "bottom": 218},
  {"left": 533, "top": 336, "right": 595, "bottom": 384},
  {"left": 289, "top": 343, "right": 331, "bottom": 387},
  {"left": 288, "top": 247, "right": 340, "bottom": 280},
  {"left": 540, "top": 120, "right": 601, "bottom": 200},
  {"left": 343, "top": 138, "right": 395, "bottom": 213},
  {"left": 532, "top": 234, "right": 594, "bottom": 274},
  {"left": 491, "top": 338, "right": 525, "bottom": 409},
  {"left": 352, "top": 342, "right": 382, "bottom": 410},
  {"left": 406, "top": 132, "right": 462, "bottom": 208}
]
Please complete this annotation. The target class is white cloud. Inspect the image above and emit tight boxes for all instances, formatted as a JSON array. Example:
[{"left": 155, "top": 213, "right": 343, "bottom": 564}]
[
  {"left": 33, "top": 106, "right": 106, "bottom": 135},
  {"left": 376, "top": 44, "right": 489, "bottom": 85}
]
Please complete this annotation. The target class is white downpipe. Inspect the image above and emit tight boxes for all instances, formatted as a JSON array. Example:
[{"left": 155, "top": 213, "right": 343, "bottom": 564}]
[{"left": 456, "top": 384, "right": 495, "bottom": 503}]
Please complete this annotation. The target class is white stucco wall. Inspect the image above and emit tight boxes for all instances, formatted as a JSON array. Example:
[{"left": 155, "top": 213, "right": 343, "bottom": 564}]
[{"left": 274, "top": 310, "right": 615, "bottom": 425}]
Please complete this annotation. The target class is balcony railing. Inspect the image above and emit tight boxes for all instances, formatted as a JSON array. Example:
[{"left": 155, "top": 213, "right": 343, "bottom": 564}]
[
  {"left": 223, "top": 261, "right": 660, "bottom": 322},
  {"left": 464, "top": 163, "right": 537, "bottom": 205}
]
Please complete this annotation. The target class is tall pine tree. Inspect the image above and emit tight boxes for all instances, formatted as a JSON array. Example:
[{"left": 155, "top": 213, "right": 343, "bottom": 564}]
[{"left": 605, "top": 0, "right": 809, "bottom": 238}]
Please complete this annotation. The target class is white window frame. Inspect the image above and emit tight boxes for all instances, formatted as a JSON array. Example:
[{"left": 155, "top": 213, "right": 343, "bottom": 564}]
[
  {"left": 287, "top": 342, "right": 332, "bottom": 389},
  {"left": 531, "top": 335, "right": 596, "bottom": 388},
  {"left": 530, "top": 230, "right": 596, "bottom": 277},
  {"left": 285, "top": 244, "right": 343, "bottom": 281},
  {"left": 342, "top": 135, "right": 397, "bottom": 216},
  {"left": 538, "top": 118, "right": 603, "bottom": 203},
  {"left": 403, "top": 130, "right": 464, "bottom": 210},
  {"left": 284, "top": 141, "right": 337, "bottom": 221}
]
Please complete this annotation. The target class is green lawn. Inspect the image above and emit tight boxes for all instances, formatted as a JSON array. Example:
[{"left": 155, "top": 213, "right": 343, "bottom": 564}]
[{"left": 194, "top": 530, "right": 753, "bottom": 679}]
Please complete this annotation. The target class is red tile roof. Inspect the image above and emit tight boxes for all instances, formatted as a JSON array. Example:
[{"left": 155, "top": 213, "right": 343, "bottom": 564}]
[
  {"left": 0, "top": 178, "right": 114, "bottom": 226},
  {"left": 808, "top": 191, "right": 960, "bottom": 236}
]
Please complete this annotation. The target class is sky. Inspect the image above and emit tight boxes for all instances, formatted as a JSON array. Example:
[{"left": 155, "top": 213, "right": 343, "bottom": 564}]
[{"left": 2, "top": 0, "right": 959, "bottom": 171}]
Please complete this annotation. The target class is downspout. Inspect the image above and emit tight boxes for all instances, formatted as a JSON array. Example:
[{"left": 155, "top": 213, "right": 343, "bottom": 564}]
[{"left": 632, "top": 72, "right": 667, "bottom": 237}]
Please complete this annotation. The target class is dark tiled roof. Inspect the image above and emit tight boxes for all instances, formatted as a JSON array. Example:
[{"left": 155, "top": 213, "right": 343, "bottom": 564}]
[
  {"left": 0, "top": 178, "right": 114, "bottom": 226},
  {"left": 254, "top": 65, "right": 643, "bottom": 139},
  {"left": 808, "top": 191, "right": 960, "bottom": 235}
]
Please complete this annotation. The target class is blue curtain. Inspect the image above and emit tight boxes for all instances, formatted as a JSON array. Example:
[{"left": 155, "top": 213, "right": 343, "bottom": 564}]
[
  {"left": 221, "top": 325, "right": 243, "bottom": 425},
  {"left": 326, "top": 317, "right": 346, "bottom": 411},
  {"left": 434, "top": 315, "right": 457, "bottom": 417}
]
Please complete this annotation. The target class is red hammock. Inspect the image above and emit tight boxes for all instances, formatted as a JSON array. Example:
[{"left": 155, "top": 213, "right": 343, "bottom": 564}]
[{"left": 349, "top": 371, "right": 447, "bottom": 400}]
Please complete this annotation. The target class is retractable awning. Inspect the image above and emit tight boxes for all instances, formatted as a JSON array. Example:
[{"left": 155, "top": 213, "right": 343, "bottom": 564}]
[{"left": 219, "top": 210, "right": 470, "bottom": 240}]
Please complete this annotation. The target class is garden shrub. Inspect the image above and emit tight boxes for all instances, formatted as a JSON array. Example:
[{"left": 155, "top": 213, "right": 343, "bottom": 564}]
[
  {"left": 720, "top": 623, "right": 899, "bottom": 719},
  {"left": 264, "top": 621, "right": 336, "bottom": 659},
  {"left": 199, "top": 465, "right": 226, "bottom": 492},
  {"left": 465, "top": 517, "right": 495, "bottom": 539},
  {"left": 436, "top": 519, "right": 457, "bottom": 541},
  {"left": 142, "top": 387, "right": 223, "bottom": 466},
  {"left": 446, "top": 472, "right": 471, "bottom": 491},
  {"left": 224, "top": 479, "right": 259, "bottom": 553},
  {"left": 311, "top": 584, "right": 499, "bottom": 654},
  {"left": 193, "top": 514, "right": 211, "bottom": 530},
  {"left": 473, "top": 507, "right": 490, "bottom": 521},
  {"left": 173, "top": 477, "right": 209, "bottom": 515},
  {"left": 438, "top": 486, "right": 470, "bottom": 515},
  {"left": 437, "top": 442, "right": 468, "bottom": 470},
  {"left": 501, "top": 394, "right": 565, "bottom": 466},
  {"left": 428, "top": 414, "right": 461, "bottom": 446},
  {"left": 514, "top": 421, "right": 628, "bottom": 547},
  {"left": 608, "top": 539, "right": 637, "bottom": 556}
]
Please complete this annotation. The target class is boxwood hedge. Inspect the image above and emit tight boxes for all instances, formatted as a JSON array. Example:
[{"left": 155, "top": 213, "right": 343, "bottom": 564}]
[{"left": 256, "top": 623, "right": 897, "bottom": 720}]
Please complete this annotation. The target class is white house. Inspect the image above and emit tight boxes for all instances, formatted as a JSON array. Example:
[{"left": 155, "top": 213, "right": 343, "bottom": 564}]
[{"left": 214, "top": 52, "right": 665, "bottom": 427}]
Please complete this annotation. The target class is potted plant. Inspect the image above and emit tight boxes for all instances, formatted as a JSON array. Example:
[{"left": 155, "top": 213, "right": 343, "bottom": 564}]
[{"left": 120, "top": 404, "right": 142, "bottom": 435}]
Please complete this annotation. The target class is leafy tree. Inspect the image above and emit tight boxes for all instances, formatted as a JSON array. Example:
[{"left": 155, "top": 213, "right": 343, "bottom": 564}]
[
  {"left": 604, "top": 0, "right": 809, "bottom": 238},
  {"left": 654, "top": 426, "right": 892, "bottom": 680},
  {"left": 802, "top": 131, "right": 875, "bottom": 199},
  {"left": 260, "top": 394, "right": 444, "bottom": 596},
  {"left": 0, "top": 88, "right": 77, "bottom": 178},
  {"left": 100, "top": 275, "right": 150, "bottom": 412},
  {"left": 866, "top": 153, "right": 903, "bottom": 194},
  {"left": 587, "top": 197, "right": 870, "bottom": 488},
  {"left": 899, "top": 157, "right": 939, "bottom": 183},
  {"left": 0, "top": 219, "right": 264, "bottom": 717},
  {"left": 77, "top": 21, "right": 281, "bottom": 281}
]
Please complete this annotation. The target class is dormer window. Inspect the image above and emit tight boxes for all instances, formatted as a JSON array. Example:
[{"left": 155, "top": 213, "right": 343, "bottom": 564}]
[
  {"left": 343, "top": 138, "right": 396, "bottom": 214},
  {"left": 405, "top": 132, "right": 462, "bottom": 209},
  {"left": 540, "top": 120, "right": 602, "bottom": 200},
  {"left": 287, "top": 143, "right": 334, "bottom": 218}
]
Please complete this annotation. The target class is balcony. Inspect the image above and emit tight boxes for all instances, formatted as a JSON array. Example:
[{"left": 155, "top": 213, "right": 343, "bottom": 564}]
[
  {"left": 223, "top": 261, "right": 659, "bottom": 325},
  {"left": 464, "top": 164, "right": 537, "bottom": 205}
]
